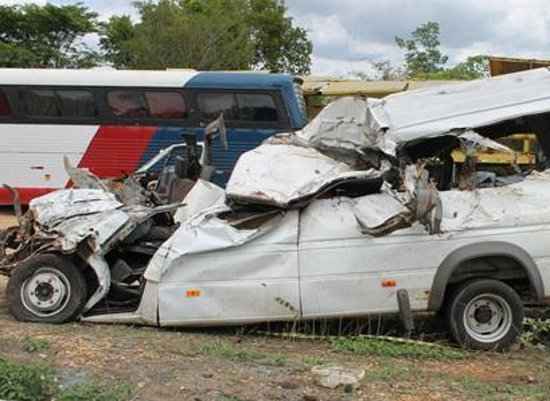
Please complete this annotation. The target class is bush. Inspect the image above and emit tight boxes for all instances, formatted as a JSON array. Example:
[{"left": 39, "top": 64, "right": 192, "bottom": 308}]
[
  {"left": 0, "top": 358, "right": 55, "bottom": 401},
  {"left": 0, "top": 358, "right": 132, "bottom": 401},
  {"left": 521, "top": 318, "right": 550, "bottom": 347}
]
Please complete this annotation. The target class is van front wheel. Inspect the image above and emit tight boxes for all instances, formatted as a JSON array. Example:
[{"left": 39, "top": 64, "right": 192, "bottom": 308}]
[
  {"left": 7, "top": 254, "right": 87, "bottom": 324},
  {"left": 447, "top": 279, "right": 524, "bottom": 350}
]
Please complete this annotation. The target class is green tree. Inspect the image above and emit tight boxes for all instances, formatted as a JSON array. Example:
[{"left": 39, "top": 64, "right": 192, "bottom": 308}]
[
  {"left": 0, "top": 3, "right": 99, "bottom": 68},
  {"left": 128, "top": 0, "right": 254, "bottom": 70},
  {"left": 248, "top": 0, "right": 312, "bottom": 74},
  {"left": 414, "top": 55, "right": 489, "bottom": 80},
  {"left": 395, "top": 21, "right": 448, "bottom": 78},
  {"left": 99, "top": 15, "right": 135, "bottom": 69},
  {"left": 100, "top": 0, "right": 312, "bottom": 74}
]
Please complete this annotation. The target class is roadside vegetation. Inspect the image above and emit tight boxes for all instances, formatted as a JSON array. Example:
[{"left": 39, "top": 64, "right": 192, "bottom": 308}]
[
  {"left": 0, "top": 317, "right": 548, "bottom": 401},
  {"left": 0, "top": 358, "right": 130, "bottom": 401}
]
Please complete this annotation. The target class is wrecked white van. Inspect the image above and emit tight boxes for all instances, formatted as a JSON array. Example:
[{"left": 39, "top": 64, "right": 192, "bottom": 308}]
[{"left": 3, "top": 68, "right": 550, "bottom": 351}]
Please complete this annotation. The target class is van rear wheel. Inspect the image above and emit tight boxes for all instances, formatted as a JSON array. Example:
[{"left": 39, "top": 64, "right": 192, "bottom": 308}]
[
  {"left": 7, "top": 254, "right": 87, "bottom": 324},
  {"left": 447, "top": 279, "right": 523, "bottom": 350}
]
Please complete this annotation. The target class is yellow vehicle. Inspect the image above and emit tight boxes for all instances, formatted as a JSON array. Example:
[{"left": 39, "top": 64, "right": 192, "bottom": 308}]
[{"left": 452, "top": 134, "right": 537, "bottom": 166}]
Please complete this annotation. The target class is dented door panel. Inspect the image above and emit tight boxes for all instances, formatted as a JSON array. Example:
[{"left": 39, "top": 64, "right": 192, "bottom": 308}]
[{"left": 155, "top": 211, "right": 301, "bottom": 325}]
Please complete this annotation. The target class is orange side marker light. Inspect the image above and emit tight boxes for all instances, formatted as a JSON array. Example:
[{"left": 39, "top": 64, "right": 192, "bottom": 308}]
[
  {"left": 186, "top": 289, "right": 202, "bottom": 298},
  {"left": 382, "top": 279, "right": 397, "bottom": 288}
]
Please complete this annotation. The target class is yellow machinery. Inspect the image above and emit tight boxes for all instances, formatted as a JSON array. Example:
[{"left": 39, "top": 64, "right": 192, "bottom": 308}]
[{"left": 451, "top": 134, "right": 537, "bottom": 166}]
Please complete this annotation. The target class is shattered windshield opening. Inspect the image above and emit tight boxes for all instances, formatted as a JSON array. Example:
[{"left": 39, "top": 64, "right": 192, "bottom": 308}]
[{"left": 401, "top": 111, "right": 550, "bottom": 193}]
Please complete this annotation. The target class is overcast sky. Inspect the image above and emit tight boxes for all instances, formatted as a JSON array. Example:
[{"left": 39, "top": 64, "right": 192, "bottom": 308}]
[{"left": 3, "top": 0, "right": 550, "bottom": 76}]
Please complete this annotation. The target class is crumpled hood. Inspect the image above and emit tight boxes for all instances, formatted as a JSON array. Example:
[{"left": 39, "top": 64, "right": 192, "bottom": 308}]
[
  {"left": 226, "top": 143, "right": 382, "bottom": 208},
  {"left": 30, "top": 189, "right": 123, "bottom": 228}
]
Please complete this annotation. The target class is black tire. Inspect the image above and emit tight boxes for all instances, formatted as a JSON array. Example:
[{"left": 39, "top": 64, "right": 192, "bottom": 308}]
[
  {"left": 7, "top": 254, "right": 87, "bottom": 324},
  {"left": 446, "top": 279, "right": 524, "bottom": 351}
]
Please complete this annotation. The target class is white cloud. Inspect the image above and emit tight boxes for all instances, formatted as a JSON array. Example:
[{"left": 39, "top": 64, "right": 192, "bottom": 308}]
[{"left": 287, "top": 0, "right": 550, "bottom": 75}]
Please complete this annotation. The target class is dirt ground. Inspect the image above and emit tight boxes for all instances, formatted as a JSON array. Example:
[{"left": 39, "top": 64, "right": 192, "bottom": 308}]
[{"left": 0, "top": 210, "right": 549, "bottom": 401}]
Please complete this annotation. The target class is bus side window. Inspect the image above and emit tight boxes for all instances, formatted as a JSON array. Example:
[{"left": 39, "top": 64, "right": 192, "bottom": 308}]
[
  {"left": 0, "top": 90, "right": 11, "bottom": 116},
  {"left": 56, "top": 90, "right": 97, "bottom": 117},
  {"left": 108, "top": 90, "right": 149, "bottom": 117},
  {"left": 236, "top": 93, "right": 278, "bottom": 122},
  {"left": 145, "top": 91, "right": 187, "bottom": 119},
  {"left": 20, "top": 89, "right": 60, "bottom": 117},
  {"left": 197, "top": 93, "right": 238, "bottom": 121}
]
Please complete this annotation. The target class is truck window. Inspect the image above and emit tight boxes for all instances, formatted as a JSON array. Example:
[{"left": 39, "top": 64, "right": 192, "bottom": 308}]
[{"left": 236, "top": 93, "right": 278, "bottom": 122}]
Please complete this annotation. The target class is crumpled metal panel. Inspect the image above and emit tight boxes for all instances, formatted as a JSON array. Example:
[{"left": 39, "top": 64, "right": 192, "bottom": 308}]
[
  {"left": 371, "top": 67, "right": 550, "bottom": 146},
  {"left": 174, "top": 179, "right": 225, "bottom": 224},
  {"left": 30, "top": 189, "right": 122, "bottom": 228},
  {"left": 440, "top": 169, "right": 550, "bottom": 231},
  {"left": 226, "top": 143, "right": 381, "bottom": 207},
  {"left": 296, "top": 97, "right": 387, "bottom": 153},
  {"left": 145, "top": 204, "right": 286, "bottom": 282},
  {"left": 152, "top": 210, "right": 300, "bottom": 325},
  {"left": 53, "top": 209, "right": 131, "bottom": 253},
  {"left": 353, "top": 193, "right": 409, "bottom": 228}
]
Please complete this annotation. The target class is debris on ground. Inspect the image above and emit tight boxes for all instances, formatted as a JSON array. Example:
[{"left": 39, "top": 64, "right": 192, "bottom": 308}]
[{"left": 311, "top": 365, "right": 365, "bottom": 389}]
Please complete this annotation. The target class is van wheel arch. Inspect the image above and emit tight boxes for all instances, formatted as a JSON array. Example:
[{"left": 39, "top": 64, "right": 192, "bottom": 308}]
[{"left": 429, "top": 241, "right": 544, "bottom": 312}]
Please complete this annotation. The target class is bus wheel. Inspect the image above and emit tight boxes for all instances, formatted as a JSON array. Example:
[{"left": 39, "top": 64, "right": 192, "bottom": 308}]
[
  {"left": 447, "top": 279, "right": 524, "bottom": 351},
  {"left": 7, "top": 254, "right": 87, "bottom": 324}
]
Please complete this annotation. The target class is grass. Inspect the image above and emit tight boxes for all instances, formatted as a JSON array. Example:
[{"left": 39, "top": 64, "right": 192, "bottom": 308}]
[
  {"left": 330, "top": 336, "right": 466, "bottom": 360},
  {"left": 0, "top": 358, "right": 132, "bottom": 401},
  {"left": 451, "top": 376, "right": 550, "bottom": 401},
  {"left": 57, "top": 382, "right": 132, "bottom": 401},
  {"left": 363, "top": 363, "right": 416, "bottom": 382},
  {"left": 22, "top": 336, "right": 50, "bottom": 353},
  {"left": 302, "top": 355, "right": 327, "bottom": 366},
  {"left": 199, "top": 341, "right": 287, "bottom": 366}
]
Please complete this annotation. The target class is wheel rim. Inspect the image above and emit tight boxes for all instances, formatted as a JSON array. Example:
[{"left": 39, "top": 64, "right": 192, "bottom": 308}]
[
  {"left": 463, "top": 293, "right": 513, "bottom": 344},
  {"left": 20, "top": 267, "right": 71, "bottom": 318}
]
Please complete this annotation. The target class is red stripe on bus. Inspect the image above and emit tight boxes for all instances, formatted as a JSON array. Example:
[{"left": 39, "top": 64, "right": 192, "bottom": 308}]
[
  {"left": 0, "top": 187, "right": 57, "bottom": 206},
  {"left": 78, "top": 125, "right": 158, "bottom": 178}
]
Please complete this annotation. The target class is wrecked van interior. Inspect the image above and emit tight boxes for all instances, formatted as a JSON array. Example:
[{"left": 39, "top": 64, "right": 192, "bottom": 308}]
[{"left": 2, "top": 68, "right": 550, "bottom": 350}]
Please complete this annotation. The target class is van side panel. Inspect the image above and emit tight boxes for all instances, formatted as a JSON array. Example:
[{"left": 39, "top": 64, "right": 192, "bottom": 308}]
[{"left": 298, "top": 197, "right": 550, "bottom": 319}]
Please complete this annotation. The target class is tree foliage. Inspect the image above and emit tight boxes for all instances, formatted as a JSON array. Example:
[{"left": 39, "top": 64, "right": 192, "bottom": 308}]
[
  {"left": 248, "top": 0, "right": 312, "bottom": 74},
  {"left": 395, "top": 21, "right": 448, "bottom": 78},
  {"left": 415, "top": 55, "right": 489, "bottom": 80},
  {"left": 0, "top": 4, "right": 99, "bottom": 68},
  {"left": 99, "top": 15, "right": 135, "bottom": 69},
  {"left": 394, "top": 21, "right": 487, "bottom": 81},
  {"left": 101, "top": 0, "right": 312, "bottom": 74}
]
